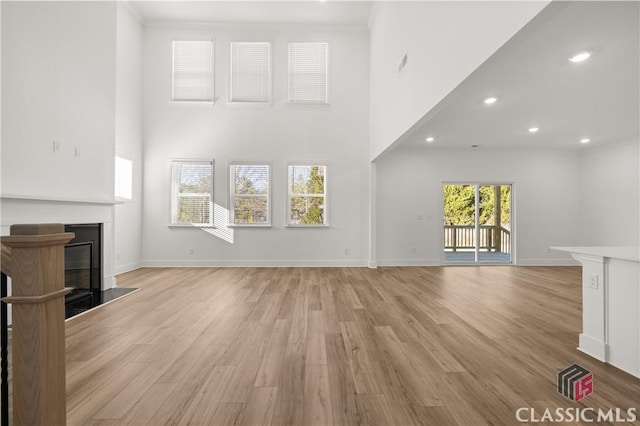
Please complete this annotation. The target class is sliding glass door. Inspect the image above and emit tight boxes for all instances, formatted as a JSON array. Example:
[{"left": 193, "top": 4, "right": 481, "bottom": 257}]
[{"left": 443, "top": 183, "right": 512, "bottom": 264}]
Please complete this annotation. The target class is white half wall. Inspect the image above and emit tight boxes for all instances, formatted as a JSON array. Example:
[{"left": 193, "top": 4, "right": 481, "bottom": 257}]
[
  {"left": 578, "top": 139, "right": 640, "bottom": 247},
  {"left": 375, "top": 148, "right": 582, "bottom": 266},
  {"left": 114, "top": 4, "right": 144, "bottom": 275},
  {"left": 369, "top": 1, "right": 549, "bottom": 160},
  {"left": 142, "top": 25, "right": 370, "bottom": 266}
]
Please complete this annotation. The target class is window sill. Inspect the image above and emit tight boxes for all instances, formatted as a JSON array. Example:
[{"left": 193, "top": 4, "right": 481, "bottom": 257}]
[
  {"left": 169, "top": 100, "right": 215, "bottom": 106},
  {"left": 227, "top": 224, "right": 272, "bottom": 229},
  {"left": 285, "top": 224, "right": 330, "bottom": 229},
  {"left": 227, "top": 100, "right": 273, "bottom": 106},
  {"left": 168, "top": 224, "right": 216, "bottom": 228},
  {"left": 285, "top": 101, "right": 330, "bottom": 107}
]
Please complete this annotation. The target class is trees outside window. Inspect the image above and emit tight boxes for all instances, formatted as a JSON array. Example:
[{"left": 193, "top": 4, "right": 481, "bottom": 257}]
[
  {"left": 170, "top": 160, "right": 213, "bottom": 226},
  {"left": 229, "top": 163, "right": 270, "bottom": 225},
  {"left": 288, "top": 165, "right": 327, "bottom": 226}
]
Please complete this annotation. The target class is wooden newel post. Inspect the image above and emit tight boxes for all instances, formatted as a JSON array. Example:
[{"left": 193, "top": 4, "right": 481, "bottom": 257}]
[{"left": 1, "top": 224, "right": 74, "bottom": 426}]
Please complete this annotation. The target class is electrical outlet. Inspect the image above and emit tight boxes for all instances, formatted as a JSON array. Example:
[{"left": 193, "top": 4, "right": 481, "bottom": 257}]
[
  {"left": 52, "top": 141, "right": 60, "bottom": 152},
  {"left": 344, "top": 248, "right": 349, "bottom": 255},
  {"left": 189, "top": 248, "right": 195, "bottom": 255},
  {"left": 588, "top": 274, "right": 598, "bottom": 289},
  {"left": 412, "top": 247, "right": 417, "bottom": 254}
]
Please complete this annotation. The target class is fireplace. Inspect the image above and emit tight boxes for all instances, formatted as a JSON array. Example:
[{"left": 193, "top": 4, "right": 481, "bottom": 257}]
[{"left": 64, "top": 223, "right": 102, "bottom": 318}]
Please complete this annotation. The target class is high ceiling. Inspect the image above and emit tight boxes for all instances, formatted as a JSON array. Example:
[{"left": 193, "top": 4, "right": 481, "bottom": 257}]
[
  {"left": 398, "top": 1, "right": 639, "bottom": 151},
  {"left": 130, "top": 1, "right": 638, "bottom": 152},
  {"left": 131, "top": 1, "right": 373, "bottom": 27}
]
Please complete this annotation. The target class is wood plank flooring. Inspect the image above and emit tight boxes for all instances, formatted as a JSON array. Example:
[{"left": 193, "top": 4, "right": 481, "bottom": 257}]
[{"left": 62, "top": 266, "right": 640, "bottom": 425}]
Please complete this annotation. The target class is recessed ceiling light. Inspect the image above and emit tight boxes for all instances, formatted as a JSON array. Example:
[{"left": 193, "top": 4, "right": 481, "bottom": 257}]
[
  {"left": 484, "top": 97, "right": 497, "bottom": 105},
  {"left": 580, "top": 138, "right": 591, "bottom": 144},
  {"left": 425, "top": 137, "right": 435, "bottom": 143},
  {"left": 569, "top": 52, "right": 591, "bottom": 63},
  {"left": 528, "top": 127, "right": 539, "bottom": 133}
]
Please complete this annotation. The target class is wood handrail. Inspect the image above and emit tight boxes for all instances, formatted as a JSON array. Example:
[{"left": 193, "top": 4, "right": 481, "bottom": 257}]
[{"left": 1, "top": 223, "right": 74, "bottom": 426}]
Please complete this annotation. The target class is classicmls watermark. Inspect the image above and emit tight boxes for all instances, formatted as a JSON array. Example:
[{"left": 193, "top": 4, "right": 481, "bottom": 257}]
[
  {"left": 557, "top": 363, "right": 593, "bottom": 402},
  {"left": 514, "top": 363, "right": 638, "bottom": 423}
]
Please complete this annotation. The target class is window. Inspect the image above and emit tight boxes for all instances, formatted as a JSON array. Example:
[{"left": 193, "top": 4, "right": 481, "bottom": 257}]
[
  {"left": 230, "top": 42, "right": 271, "bottom": 103},
  {"left": 170, "top": 160, "right": 213, "bottom": 226},
  {"left": 288, "top": 42, "right": 328, "bottom": 104},
  {"left": 229, "top": 163, "right": 270, "bottom": 226},
  {"left": 172, "top": 40, "right": 214, "bottom": 102},
  {"left": 115, "top": 155, "right": 133, "bottom": 200},
  {"left": 287, "top": 165, "right": 327, "bottom": 226}
]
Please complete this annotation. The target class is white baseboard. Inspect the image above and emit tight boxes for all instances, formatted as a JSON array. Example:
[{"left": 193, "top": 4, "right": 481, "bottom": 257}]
[
  {"left": 516, "top": 258, "right": 580, "bottom": 266},
  {"left": 102, "top": 274, "right": 116, "bottom": 290},
  {"left": 376, "top": 259, "right": 441, "bottom": 267},
  {"left": 141, "top": 259, "right": 369, "bottom": 268},
  {"left": 578, "top": 334, "right": 606, "bottom": 362},
  {"left": 114, "top": 261, "right": 143, "bottom": 276}
]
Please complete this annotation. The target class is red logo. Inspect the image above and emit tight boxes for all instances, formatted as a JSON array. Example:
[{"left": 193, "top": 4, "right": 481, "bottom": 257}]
[{"left": 558, "top": 364, "right": 593, "bottom": 401}]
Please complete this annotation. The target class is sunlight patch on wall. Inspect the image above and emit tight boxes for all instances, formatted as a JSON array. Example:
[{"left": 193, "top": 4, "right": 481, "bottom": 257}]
[{"left": 200, "top": 203, "right": 234, "bottom": 243}]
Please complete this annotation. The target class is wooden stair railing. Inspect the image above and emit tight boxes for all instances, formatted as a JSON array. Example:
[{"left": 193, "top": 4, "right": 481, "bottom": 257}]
[
  {"left": 0, "top": 246, "right": 12, "bottom": 278},
  {"left": 1, "top": 224, "right": 74, "bottom": 426}
]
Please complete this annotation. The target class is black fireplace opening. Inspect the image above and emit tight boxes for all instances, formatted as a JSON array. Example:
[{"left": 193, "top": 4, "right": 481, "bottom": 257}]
[{"left": 64, "top": 223, "right": 102, "bottom": 318}]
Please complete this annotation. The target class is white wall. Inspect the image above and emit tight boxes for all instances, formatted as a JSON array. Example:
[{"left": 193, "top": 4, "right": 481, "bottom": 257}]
[
  {"left": 114, "top": 4, "right": 144, "bottom": 275},
  {"left": 142, "top": 25, "right": 370, "bottom": 266},
  {"left": 578, "top": 139, "right": 640, "bottom": 247},
  {"left": 368, "top": 1, "right": 548, "bottom": 161},
  {"left": 1, "top": 1, "right": 119, "bottom": 289},
  {"left": 375, "top": 148, "right": 582, "bottom": 266},
  {"left": 1, "top": 1, "right": 116, "bottom": 201}
]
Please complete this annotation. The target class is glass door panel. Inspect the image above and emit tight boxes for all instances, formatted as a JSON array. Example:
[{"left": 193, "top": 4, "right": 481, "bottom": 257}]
[{"left": 443, "top": 183, "right": 512, "bottom": 264}]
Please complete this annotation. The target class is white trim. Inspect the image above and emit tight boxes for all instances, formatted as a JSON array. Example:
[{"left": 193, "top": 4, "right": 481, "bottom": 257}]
[
  {"left": 1, "top": 193, "right": 120, "bottom": 205},
  {"left": 376, "top": 259, "right": 441, "bottom": 267},
  {"left": 114, "top": 261, "right": 143, "bottom": 276},
  {"left": 103, "top": 274, "right": 116, "bottom": 291},
  {"left": 169, "top": 159, "right": 214, "bottom": 227},
  {"left": 228, "top": 161, "right": 272, "bottom": 227},
  {"left": 578, "top": 333, "right": 607, "bottom": 362},
  {"left": 141, "top": 259, "right": 368, "bottom": 268},
  {"left": 229, "top": 41, "right": 272, "bottom": 103},
  {"left": 286, "top": 164, "right": 328, "bottom": 227},
  {"left": 168, "top": 100, "right": 215, "bottom": 106},
  {"left": 516, "top": 258, "right": 580, "bottom": 266}
]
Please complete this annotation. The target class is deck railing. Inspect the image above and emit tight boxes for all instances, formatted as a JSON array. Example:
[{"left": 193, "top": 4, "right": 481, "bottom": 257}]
[{"left": 444, "top": 225, "right": 511, "bottom": 253}]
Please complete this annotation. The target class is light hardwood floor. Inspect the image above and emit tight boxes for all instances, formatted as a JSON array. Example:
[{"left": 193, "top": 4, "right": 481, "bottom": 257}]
[{"left": 63, "top": 266, "right": 640, "bottom": 425}]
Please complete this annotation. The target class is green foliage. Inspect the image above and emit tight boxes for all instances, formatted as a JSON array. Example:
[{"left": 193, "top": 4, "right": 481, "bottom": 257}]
[
  {"left": 443, "top": 185, "right": 475, "bottom": 225},
  {"left": 176, "top": 164, "right": 212, "bottom": 224},
  {"left": 233, "top": 167, "right": 268, "bottom": 224},
  {"left": 443, "top": 185, "right": 511, "bottom": 226},
  {"left": 290, "top": 166, "right": 325, "bottom": 225}
]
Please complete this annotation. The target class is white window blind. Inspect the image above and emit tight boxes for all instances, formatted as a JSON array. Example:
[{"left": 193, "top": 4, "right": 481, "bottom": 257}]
[
  {"left": 229, "top": 163, "right": 271, "bottom": 226},
  {"left": 287, "top": 165, "right": 327, "bottom": 226},
  {"left": 230, "top": 42, "right": 271, "bottom": 103},
  {"left": 172, "top": 40, "right": 214, "bottom": 102},
  {"left": 288, "top": 42, "right": 328, "bottom": 104},
  {"left": 170, "top": 160, "right": 213, "bottom": 226}
]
